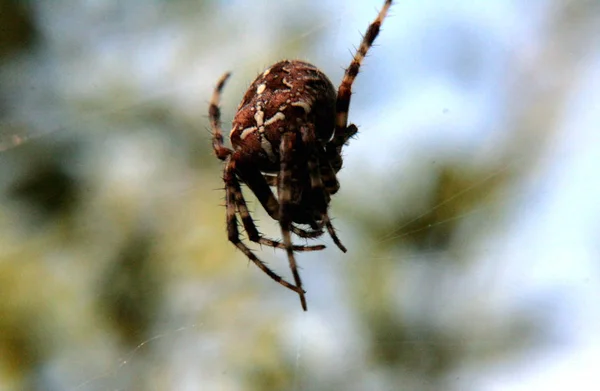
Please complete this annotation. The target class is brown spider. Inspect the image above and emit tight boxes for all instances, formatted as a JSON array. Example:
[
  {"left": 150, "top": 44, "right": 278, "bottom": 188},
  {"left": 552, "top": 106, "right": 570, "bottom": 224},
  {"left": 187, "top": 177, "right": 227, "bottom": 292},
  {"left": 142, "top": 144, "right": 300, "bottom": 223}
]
[{"left": 209, "top": 0, "right": 392, "bottom": 310}]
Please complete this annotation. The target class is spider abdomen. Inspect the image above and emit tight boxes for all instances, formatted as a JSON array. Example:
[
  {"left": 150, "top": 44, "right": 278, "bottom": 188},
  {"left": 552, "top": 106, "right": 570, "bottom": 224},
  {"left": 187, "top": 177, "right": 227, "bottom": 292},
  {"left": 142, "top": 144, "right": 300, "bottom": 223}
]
[{"left": 229, "top": 60, "right": 336, "bottom": 172}]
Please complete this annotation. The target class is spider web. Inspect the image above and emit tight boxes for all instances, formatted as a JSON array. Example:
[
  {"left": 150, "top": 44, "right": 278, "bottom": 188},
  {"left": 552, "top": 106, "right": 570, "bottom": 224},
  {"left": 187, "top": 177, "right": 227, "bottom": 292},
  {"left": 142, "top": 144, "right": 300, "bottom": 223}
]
[{"left": 1, "top": 1, "right": 600, "bottom": 390}]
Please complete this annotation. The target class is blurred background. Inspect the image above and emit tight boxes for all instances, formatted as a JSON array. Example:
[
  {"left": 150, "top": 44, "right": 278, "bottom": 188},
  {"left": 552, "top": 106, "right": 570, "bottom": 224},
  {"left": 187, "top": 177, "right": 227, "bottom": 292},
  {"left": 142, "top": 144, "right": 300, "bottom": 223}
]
[{"left": 1, "top": 0, "right": 599, "bottom": 390}]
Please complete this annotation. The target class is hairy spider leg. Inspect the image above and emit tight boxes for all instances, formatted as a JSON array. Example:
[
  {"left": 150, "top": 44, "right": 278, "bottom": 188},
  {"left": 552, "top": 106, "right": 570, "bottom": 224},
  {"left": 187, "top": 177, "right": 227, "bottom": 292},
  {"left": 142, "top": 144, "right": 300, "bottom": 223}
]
[
  {"left": 279, "top": 132, "right": 308, "bottom": 310},
  {"left": 235, "top": 165, "right": 326, "bottom": 246},
  {"left": 254, "top": 174, "right": 325, "bottom": 239},
  {"left": 233, "top": 165, "right": 325, "bottom": 252},
  {"left": 261, "top": 174, "right": 326, "bottom": 238},
  {"left": 331, "top": 0, "right": 392, "bottom": 149},
  {"left": 301, "top": 124, "right": 347, "bottom": 253},
  {"left": 291, "top": 225, "right": 324, "bottom": 239},
  {"left": 224, "top": 157, "right": 305, "bottom": 296},
  {"left": 210, "top": 72, "right": 233, "bottom": 161}
]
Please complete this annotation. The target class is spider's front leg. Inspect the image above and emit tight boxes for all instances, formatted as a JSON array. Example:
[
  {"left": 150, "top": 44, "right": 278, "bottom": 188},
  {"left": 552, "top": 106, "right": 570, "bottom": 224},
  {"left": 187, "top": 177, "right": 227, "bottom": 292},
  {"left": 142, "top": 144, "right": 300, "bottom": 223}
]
[
  {"left": 209, "top": 72, "right": 234, "bottom": 161},
  {"left": 331, "top": 0, "right": 391, "bottom": 150}
]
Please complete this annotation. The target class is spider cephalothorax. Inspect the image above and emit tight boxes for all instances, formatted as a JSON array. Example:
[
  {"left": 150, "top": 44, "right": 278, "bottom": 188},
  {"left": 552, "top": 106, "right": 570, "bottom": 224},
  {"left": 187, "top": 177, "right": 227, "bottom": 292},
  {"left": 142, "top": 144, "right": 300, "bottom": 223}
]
[{"left": 209, "top": 0, "right": 392, "bottom": 310}]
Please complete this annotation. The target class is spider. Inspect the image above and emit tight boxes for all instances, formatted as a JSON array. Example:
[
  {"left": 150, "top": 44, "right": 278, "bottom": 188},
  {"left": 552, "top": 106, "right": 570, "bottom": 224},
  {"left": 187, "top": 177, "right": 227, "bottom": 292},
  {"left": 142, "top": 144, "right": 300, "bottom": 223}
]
[{"left": 209, "top": 0, "right": 392, "bottom": 310}]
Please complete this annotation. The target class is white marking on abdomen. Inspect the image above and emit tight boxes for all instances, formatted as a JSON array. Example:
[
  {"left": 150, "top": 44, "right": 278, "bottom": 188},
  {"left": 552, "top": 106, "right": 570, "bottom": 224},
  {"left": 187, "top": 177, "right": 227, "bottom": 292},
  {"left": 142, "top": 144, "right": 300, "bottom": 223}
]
[
  {"left": 264, "top": 112, "right": 285, "bottom": 126},
  {"left": 282, "top": 78, "right": 294, "bottom": 89},
  {"left": 240, "top": 126, "right": 257, "bottom": 140},
  {"left": 261, "top": 136, "right": 277, "bottom": 162},
  {"left": 291, "top": 101, "right": 311, "bottom": 114},
  {"left": 254, "top": 108, "right": 264, "bottom": 126}
]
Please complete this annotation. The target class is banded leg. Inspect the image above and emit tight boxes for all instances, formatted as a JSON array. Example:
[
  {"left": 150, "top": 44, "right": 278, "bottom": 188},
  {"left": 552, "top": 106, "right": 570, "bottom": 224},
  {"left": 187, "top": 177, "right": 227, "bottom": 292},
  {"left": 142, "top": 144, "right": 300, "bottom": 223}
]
[
  {"left": 291, "top": 225, "right": 324, "bottom": 239},
  {"left": 279, "top": 132, "right": 308, "bottom": 310},
  {"left": 246, "top": 170, "right": 325, "bottom": 239},
  {"left": 231, "top": 163, "right": 325, "bottom": 252},
  {"left": 332, "top": 0, "right": 392, "bottom": 148},
  {"left": 223, "top": 158, "right": 303, "bottom": 296},
  {"left": 209, "top": 72, "right": 233, "bottom": 160},
  {"left": 301, "top": 125, "right": 347, "bottom": 253}
]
